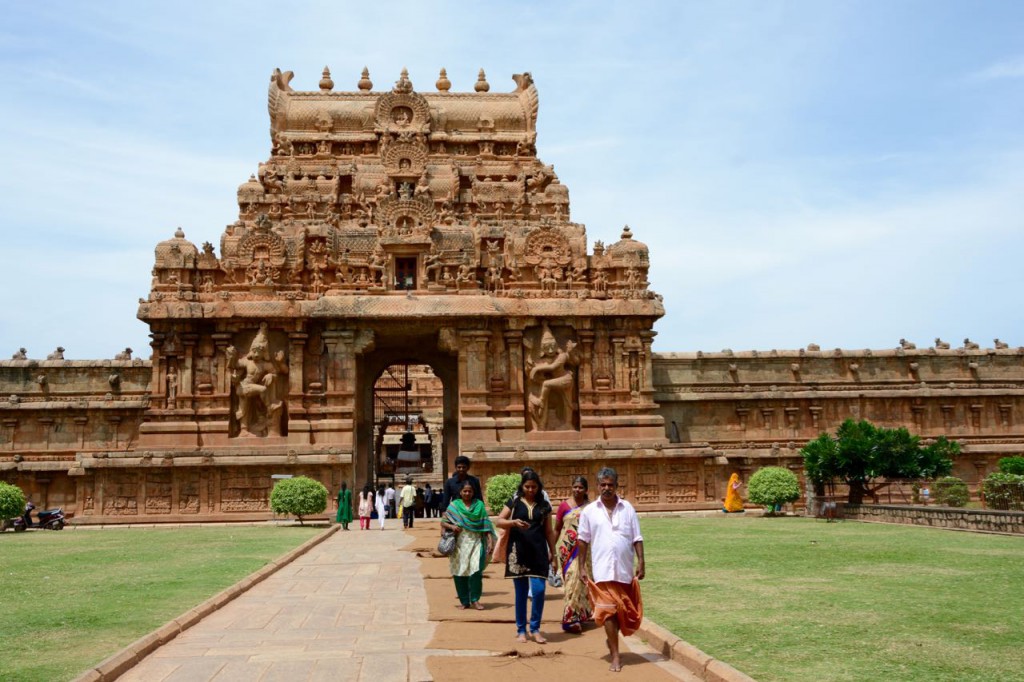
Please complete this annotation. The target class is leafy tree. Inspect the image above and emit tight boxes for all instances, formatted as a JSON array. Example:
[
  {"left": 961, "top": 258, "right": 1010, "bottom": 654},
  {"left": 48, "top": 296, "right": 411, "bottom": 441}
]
[
  {"left": 801, "top": 419, "right": 956, "bottom": 504},
  {"left": 982, "top": 473, "right": 1024, "bottom": 511},
  {"left": 746, "top": 467, "right": 800, "bottom": 513},
  {"left": 997, "top": 456, "right": 1024, "bottom": 475},
  {"left": 270, "top": 476, "right": 327, "bottom": 524},
  {"left": 0, "top": 481, "right": 26, "bottom": 522},
  {"left": 484, "top": 473, "right": 521, "bottom": 515}
]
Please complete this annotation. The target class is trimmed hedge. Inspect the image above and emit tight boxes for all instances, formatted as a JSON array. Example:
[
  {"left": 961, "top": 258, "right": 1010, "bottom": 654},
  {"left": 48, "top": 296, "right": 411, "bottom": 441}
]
[
  {"left": 0, "top": 481, "right": 26, "bottom": 521},
  {"left": 270, "top": 476, "right": 328, "bottom": 523},
  {"left": 997, "top": 456, "right": 1024, "bottom": 475},
  {"left": 982, "top": 472, "right": 1024, "bottom": 511},
  {"left": 484, "top": 473, "right": 520, "bottom": 515},
  {"left": 931, "top": 476, "right": 969, "bottom": 507},
  {"left": 747, "top": 466, "right": 800, "bottom": 513}
]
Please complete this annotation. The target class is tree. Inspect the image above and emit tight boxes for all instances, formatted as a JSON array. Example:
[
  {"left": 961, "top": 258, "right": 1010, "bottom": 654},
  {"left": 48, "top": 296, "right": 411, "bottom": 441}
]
[
  {"left": 801, "top": 419, "right": 955, "bottom": 504},
  {"left": 0, "top": 481, "right": 26, "bottom": 522},
  {"left": 747, "top": 467, "right": 800, "bottom": 514},
  {"left": 270, "top": 476, "right": 328, "bottom": 524}
]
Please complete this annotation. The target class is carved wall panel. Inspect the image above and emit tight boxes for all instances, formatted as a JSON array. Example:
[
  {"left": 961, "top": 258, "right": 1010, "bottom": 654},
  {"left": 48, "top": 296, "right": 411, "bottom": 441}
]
[
  {"left": 103, "top": 471, "right": 140, "bottom": 515},
  {"left": 220, "top": 469, "right": 273, "bottom": 512},
  {"left": 179, "top": 470, "right": 201, "bottom": 513},
  {"left": 633, "top": 463, "right": 660, "bottom": 505},
  {"left": 145, "top": 470, "right": 172, "bottom": 514},
  {"left": 665, "top": 463, "right": 698, "bottom": 504}
]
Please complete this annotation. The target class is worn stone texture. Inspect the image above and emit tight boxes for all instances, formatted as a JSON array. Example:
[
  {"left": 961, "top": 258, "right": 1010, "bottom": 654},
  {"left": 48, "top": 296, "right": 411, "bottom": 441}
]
[{"left": 1, "top": 68, "right": 1022, "bottom": 520}]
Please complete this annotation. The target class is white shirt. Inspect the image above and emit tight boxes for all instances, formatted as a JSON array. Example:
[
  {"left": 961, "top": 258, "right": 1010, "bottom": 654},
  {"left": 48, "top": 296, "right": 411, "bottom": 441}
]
[
  {"left": 385, "top": 487, "right": 396, "bottom": 503},
  {"left": 577, "top": 496, "right": 643, "bottom": 584}
]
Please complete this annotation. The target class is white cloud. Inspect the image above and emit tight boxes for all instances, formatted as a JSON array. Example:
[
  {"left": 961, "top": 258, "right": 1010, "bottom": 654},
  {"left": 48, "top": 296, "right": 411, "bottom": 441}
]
[{"left": 969, "top": 55, "right": 1024, "bottom": 81}]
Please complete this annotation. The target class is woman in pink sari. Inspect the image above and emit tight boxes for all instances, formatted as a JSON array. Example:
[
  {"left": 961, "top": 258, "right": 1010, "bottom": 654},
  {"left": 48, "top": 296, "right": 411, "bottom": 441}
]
[{"left": 554, "top": 476, "right": 593, "bottom": 633}]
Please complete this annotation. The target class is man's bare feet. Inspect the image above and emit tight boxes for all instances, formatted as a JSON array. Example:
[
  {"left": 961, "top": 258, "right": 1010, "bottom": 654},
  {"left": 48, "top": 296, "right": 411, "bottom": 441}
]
[
  {"left": 456, "top": 604, "right": 467, "bottom": 610},
  {"left": 471, "top": 602, "right": 485, "bottom": 610},
  {"left": 531, "top": 631, "right": 548, "bottom": 644},
  {"left": 516, "top": 633, "right": 528, "bottom": 643},
  {"left": 609, "top": 659, "right": 622, "bottom": 672}
]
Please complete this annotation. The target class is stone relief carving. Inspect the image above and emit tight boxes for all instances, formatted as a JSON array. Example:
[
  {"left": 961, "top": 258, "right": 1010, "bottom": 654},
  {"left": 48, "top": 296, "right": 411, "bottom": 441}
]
[
  {"left": 524, "top": 324, "right": 579, "bottom": 431},
  {"left": 226, "top": 323, "right": 289, "bottom": 437}
]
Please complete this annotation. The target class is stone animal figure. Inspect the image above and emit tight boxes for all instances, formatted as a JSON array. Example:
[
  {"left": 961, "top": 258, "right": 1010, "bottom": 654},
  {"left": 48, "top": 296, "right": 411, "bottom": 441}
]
[
  {"left": 935, "top": 338, "right": 951, "bottom": 350},
  {"left": 963, "top": 338, "right": 980, "bottom": 350},
  {"left": 11, "top": 348, "right": 27, "bottom": 360},
  {"left": 114, "top": 347, "right": 133, "bottom": 360},
  {"left": 994, "top": 338, "right": 1009, "bottom": 349},
  {"left": 47, "top": 347, "right": 65, "bottom": 360},
  {"left": 899, "top": 338, "right": 916, "bottom": 349}
]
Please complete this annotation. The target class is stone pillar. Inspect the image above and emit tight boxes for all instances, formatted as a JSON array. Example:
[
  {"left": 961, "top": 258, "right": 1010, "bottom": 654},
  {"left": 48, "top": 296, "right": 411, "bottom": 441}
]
[
  {"left": 611, "top": 335, "right": 625, "bottom": 393},
  {"left": 212, "top": 333, "right": 233, "bottom": 395},
  {"left": 578, "top": 330, "right": 595, "bottom": 394}
]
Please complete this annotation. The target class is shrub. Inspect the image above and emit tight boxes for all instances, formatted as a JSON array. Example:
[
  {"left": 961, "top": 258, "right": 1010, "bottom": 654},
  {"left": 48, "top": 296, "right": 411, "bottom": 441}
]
[
  {"left": 982, "top": 473, "right": 1024, "bottom": 511},
  {"left": 484, "top": 473, "right": 521, "bottom": 515},
  {"left": 747, "top": 467, "right": 800, "bottom": 513},
  {"left": 0, "top": 481, "right": 26, "bottom": 521},
  {"left": 270, "top": 476, "right": 328, "bottom": 524},
  {"left": 997, "top": 456, "right": 1024, "bottom": 475},
  {"left": 931, "top": 476, "right": 969, "bottom": 507}
]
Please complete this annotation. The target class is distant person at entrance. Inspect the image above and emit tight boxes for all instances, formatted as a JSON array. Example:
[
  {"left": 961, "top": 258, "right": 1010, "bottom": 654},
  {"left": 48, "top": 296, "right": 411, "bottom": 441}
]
[
  {"left": 336, "top": 481, "right": 353, "bottom": 530},
  {"left": 577, "top": 467, "right": 645, "bottom": 673},
  {"left": 723, "top": 472, "right": 745, "bottom": 513},
  {"left": 358, "top": 484, "right": 374, "bottom": 530},
  {"left": 375, "top": 485, "right": 387, "bottom": 530},
  {"left": 423, "top": 483, "right": 436, "bottom": 517},
  {"left": 441, "top": 455, "right": 482, "bottom": 512},
  {"left": 385, "top": 484, "right": 397, "bottom": 519},
  {"left": 400, "top": 476, "right": 417, "bottom": 528},
  {"left": 441, "top": 479, "right": 496, "bottom": 610}
]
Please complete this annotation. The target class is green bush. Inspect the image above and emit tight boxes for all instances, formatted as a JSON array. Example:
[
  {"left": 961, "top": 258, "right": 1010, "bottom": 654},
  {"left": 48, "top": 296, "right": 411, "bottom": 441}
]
[
  {"left": 0, "top": 481, "right": 26, "bottom": 521},
  {"left": 982, "top": 472, "right": 1024, "bottom": 511},
  {"left": 747, "top": 467, "right": 800, "bottom": 513},
  {"left": 270, "top": 476, "right": 328, "bottom": 524},
  {"left": 484, "top": 473, "right": 521, "bottom": 515},
  {"left": 931, "top": 476, "right": 969, "bottom": 507},
  {"left": 997, "top": 456, "right": 1024, "bottom": 475}
]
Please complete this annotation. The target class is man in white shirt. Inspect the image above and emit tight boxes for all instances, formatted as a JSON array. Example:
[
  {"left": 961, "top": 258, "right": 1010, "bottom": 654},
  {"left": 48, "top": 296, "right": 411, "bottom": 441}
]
[{"left": 577, "top": 466, "right": 645, "bottom": 673}]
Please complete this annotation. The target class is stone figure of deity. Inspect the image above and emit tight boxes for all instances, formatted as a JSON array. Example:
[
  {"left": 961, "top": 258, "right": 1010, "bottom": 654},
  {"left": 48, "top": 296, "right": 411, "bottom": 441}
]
[
  {"left": 524, "top": 324, "right": 579, "bottom": 431},
  {"left": 225, "top": 323, "right": 288, "bottom": 437}
]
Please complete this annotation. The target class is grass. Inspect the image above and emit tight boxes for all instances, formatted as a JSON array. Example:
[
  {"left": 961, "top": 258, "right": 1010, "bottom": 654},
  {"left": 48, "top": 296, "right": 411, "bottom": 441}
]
[
  {"left": 642, "top": 516, "right": 1024, "bottom": 682},
  {"left": 0, "top": 525, "right": 321, "bottom": 682}
]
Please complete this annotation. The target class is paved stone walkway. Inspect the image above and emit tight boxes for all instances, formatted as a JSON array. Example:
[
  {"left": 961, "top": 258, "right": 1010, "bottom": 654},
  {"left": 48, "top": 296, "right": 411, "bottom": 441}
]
[
  {"left": 119, "top": 521, "right": 695, "bottom": 682},
  {"left": 120, "top": 522, "right": 487, "bottom": 682}
]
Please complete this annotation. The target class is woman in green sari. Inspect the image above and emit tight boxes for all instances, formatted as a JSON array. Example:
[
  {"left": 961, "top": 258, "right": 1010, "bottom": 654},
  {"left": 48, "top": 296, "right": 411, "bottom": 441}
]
[
  {"left": 441, "top": 479, "right": 497, "bottom": 609},
  {"left": 335, "top": 482, "right": 353, "bottom": 530}
]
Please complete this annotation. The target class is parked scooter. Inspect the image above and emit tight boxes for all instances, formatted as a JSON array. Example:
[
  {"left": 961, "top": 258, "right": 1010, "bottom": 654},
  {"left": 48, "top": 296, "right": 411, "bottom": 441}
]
[{"left": 12, "top": 502, "right": 66, "bottom": 531}]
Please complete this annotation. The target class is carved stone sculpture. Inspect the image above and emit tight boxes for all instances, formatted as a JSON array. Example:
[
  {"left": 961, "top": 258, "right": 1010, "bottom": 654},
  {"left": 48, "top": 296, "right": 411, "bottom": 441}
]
[
  {"left": 47, "top": 347, "right": 65, "bottom": 360},
  {"left": 115, "top": 347, "right": 133, "bottom": 360},
  {"left": 11, "top": 348, "right": 27, "bottom": 360},
  {"left": 226, "top": 323, "right": 288, "bottom": 437},
  {"left": 524, "top": 324, "right": 578, "bottom": 431}
]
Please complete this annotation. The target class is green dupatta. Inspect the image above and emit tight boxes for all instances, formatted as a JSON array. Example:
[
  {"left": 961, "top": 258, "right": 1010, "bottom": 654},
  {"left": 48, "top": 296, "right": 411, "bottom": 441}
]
[{"left": 444, "top": 498, "right": 495, "bottom": 536}]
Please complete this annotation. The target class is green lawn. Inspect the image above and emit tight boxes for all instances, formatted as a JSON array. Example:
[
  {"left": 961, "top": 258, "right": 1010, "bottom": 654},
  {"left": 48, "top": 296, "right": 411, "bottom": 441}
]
[
  {"left": 642, "top": 516, "right": 1024, "bottom": 682},
  {"left": 0, "top": 525, "right": 321, "bottom": 682}
]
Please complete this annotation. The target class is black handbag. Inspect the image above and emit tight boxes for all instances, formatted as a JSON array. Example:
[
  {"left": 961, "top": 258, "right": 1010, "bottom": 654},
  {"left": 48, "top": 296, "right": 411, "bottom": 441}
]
[{"left": 437, "top": 529, "right": 457, "bottom": 556}]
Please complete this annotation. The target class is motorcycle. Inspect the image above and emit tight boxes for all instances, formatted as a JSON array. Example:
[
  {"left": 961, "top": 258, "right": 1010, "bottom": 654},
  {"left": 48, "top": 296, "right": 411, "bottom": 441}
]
[{"left": 12, "top": 502, "right": 66, "bottom": 531}]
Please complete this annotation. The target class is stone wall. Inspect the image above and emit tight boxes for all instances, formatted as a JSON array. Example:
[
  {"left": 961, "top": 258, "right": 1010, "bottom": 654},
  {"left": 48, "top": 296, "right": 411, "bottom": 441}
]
[{"left": 843, "top": 503, "right": 1024, "bottom": 534}]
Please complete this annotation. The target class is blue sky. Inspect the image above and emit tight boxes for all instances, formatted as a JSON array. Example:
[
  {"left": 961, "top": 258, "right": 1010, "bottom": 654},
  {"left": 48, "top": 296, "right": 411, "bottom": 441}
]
[{"left": 1, "top": 1, "right": 1022, "bottom": 358}]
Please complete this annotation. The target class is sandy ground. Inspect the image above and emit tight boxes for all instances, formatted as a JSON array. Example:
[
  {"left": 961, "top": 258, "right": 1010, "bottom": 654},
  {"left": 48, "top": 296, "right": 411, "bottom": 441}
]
[{"left": 403, "top": 523, "right": 685, "bottom": 681}]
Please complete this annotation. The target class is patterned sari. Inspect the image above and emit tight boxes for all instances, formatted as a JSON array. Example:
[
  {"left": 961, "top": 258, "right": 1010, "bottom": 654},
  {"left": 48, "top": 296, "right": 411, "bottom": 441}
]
[{"left": 556, "top": 500, "right": 593, "bottom": 631}]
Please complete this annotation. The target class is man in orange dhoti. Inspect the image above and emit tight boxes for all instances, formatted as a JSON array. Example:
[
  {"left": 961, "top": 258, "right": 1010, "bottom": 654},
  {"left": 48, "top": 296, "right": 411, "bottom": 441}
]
[{"left": 577, "top": 467, "right": 645, "bottom": 672}]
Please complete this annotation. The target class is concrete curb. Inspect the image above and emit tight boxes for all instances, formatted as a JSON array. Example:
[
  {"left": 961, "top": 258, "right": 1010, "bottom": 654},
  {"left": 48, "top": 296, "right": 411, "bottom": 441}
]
[
  {"left": 635, "top": 619, "right": 757, "bottom": 682},
  {"left": 71, "top": 524, "right": 340, "bottom": 682}
]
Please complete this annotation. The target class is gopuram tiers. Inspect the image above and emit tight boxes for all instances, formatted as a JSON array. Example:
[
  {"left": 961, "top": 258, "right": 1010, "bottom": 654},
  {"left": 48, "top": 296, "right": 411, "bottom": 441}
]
[{"left": 137, "top": 67, "right": 666, "bottom": 480}]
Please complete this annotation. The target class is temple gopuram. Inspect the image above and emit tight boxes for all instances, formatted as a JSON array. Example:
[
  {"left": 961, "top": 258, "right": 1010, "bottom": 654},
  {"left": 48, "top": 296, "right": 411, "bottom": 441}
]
[{"left": 2, "top": 67, "right": 1023, "bottom": 523}]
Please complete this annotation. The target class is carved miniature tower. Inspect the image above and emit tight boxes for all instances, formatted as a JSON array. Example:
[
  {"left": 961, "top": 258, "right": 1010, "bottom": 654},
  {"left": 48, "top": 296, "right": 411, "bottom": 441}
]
[{"left": 138, "top": 66, "right": 666, "bottom": 485}]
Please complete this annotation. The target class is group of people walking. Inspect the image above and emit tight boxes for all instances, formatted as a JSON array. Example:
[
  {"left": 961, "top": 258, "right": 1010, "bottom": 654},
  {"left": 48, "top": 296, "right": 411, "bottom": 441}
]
[
  {"left": 334, "top": 457, "right": 646, "bottom": 672},
  {"left": 438, "top": 456, "right": 646, "bottom": 672}
]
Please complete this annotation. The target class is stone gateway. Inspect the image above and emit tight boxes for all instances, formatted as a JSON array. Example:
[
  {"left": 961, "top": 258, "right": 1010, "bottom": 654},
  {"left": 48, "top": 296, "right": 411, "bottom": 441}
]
[{"left": 1, "top": 67, "right": 1022, "bottom": 522}]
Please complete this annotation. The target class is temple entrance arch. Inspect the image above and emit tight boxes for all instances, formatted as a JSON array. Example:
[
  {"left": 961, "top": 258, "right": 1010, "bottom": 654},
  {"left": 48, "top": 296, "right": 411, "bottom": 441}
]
[{"left": 354, "top": 342, "right": 458, "bottom": 493}]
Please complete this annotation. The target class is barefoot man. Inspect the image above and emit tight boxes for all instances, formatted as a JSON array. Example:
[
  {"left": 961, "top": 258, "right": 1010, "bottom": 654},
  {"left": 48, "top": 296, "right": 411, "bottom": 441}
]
[{"left": 577, "top": 467, "right": 645, "bottom": 672}]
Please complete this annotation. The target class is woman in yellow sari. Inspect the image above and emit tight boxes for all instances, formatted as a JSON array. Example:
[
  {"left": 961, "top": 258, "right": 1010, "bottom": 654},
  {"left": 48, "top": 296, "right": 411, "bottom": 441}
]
[
  {"left": 554, "top": 476, "right": 593, "bottom": 633},
  {"left": 723, "top": 472, "right": 745, "bottom": 512}
]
